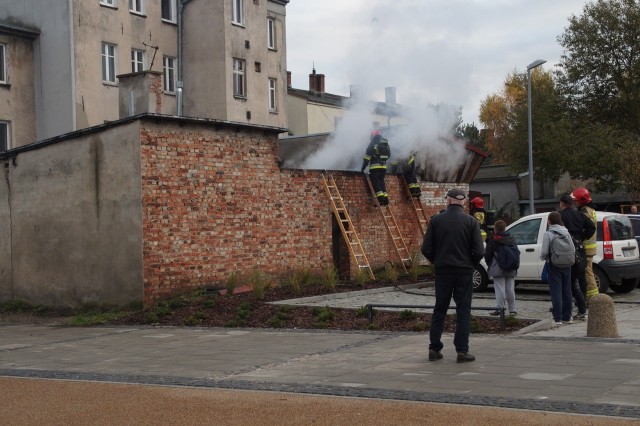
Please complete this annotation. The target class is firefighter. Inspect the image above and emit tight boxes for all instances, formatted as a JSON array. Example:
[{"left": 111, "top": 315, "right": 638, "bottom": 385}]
[
  {"left": 571, "top": 187, "right": 599, "bottom": 300},
  {"left": 361, "top": 130, "right": 390, "bottom": 205},
  {"left": 390, "top": 152, "right": 421, "bottom": 198},
  {"left": 470, "top": 197, "right": 488, "bottom": 240}
]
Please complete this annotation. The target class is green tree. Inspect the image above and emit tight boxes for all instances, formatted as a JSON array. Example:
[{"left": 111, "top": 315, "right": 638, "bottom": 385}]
[
  {"left": 556, "top": 0, "right": 640, "bottom": 133},
  {"left": 555, "top": 0, "right": 640, "bottom": 192}
]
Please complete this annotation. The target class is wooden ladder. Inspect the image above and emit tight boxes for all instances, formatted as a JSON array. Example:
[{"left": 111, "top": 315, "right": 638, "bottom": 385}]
[
  {"left": 321, "top": 173, "right": 375, "bottom": 280},
  {"left": 364, "top": 174, "right": 411, "bottom": 273},
  {"left": 399, "top": 176, "right": 430, "bottom": 236}
]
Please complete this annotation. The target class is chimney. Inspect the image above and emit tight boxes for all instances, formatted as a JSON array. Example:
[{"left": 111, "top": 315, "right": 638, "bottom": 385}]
[
  {"left": 287, "top": 71, "right": 292, "bottom": 88},
  {"left": 350, "top": 84, "right": 364, "bottom": 100},
  {"left": 117, "top": 71, "right": 163, "bottom": 118},
  {"left": 308, "top": 68, "right": 325, "bottom": 94},
  {"left": 385, "top": 87, "right": 397, "bottom": 105}
]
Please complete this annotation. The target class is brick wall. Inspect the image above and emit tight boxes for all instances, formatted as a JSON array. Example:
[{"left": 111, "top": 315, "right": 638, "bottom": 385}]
[{"left": 140, "top": 119, "right": 463, "bottom": 305}]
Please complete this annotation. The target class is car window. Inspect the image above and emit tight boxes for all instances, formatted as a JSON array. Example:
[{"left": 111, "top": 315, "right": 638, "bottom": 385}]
[
  {"left": 605, "top": 215, "right": 634, "bottom": 240},
  {"left": 630, "top": 218, "right": 640, "bottom": 237},
  {"left": 508, "top": 218, "right": 542, "bottom": 245}
]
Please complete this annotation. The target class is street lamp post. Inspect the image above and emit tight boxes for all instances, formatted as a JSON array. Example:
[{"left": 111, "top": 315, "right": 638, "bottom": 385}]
[{"left": 527, "top": 59, "right": 546, "bottom": 215}]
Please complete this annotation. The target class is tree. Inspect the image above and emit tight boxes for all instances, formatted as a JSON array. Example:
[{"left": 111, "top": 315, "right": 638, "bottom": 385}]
[
  {"left": 555, "top": 0, "right": 640, "bottom": 192},
  {"left": 479, "top": 68, "right": 570, "bottom": 181},
  {"left": 556, "top": 0, "right": 640, "bottom": 133}
]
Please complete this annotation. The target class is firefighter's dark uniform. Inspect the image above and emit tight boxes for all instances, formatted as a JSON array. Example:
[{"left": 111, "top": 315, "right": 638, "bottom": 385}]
[
  {"left": 391, "top": 153, "right": 421, "bottom": 198},
  {"left": 361, "top": 135, "right": 390, "bottom": 205}
]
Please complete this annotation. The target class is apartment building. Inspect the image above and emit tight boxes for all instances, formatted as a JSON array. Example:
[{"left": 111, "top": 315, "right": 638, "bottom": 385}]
[{"left": 0, "top": 0, "right": 288, "bottom": 148}]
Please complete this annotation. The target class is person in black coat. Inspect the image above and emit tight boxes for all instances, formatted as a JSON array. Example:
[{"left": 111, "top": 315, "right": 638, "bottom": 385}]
[
  {"left": 484, "top": 220, "right": 518, "bottom": 316},
  {"left": 421, "top": 188, "right": 484, "bottom": 363}
]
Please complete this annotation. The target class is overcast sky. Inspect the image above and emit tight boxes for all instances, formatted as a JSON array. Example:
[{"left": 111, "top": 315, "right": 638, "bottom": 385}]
[{"left": 285, "top": 0, "right": 590, "bottom": 127}]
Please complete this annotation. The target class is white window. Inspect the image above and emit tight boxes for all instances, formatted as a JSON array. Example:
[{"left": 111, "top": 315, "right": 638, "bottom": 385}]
[
  {"left": 101, "top": 42, "right": 117, "bottom": 83},
  {"left": 100, "top": 0, "right": 116, "bottom": 7},
  {"left": 131, "top": 49, "right": 145, "bottom": 73},
  {"left": 233, "top": 58, "right": 246, "bottom": 97},
  {"left": 129, "top": 0, "right": 145, "bottom": 15},
  {"left": 0, "top": 121, "right": 10, "bottom": 152},
  {"left": 267, "top": 18, "right": 276, "bottom": 50},
  {"left": 161, "top": 0, "right": 177, "bottom": 23},
  {"left": 268, "top": 78, "right": 277, "bottom": 111},
  {"left": 163, "top": 56, "right": 176, "bottom": 92},
  {"left": 232, "top": 0, "right": 244, "bottom": 25},
  {"left": 0, "top": 44, "right": 6, "bottom": 84}
]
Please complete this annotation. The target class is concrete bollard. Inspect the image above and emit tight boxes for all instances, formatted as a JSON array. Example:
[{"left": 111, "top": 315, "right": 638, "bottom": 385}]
[{"left": 587, "top": 293, "right": 618, "bottom": 338}]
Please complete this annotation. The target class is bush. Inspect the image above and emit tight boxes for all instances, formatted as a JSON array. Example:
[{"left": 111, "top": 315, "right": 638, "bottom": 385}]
[
  {"left": 379, "top": 263, "right": 400, "bottom": 285},
  {"left": 354, "top": 268, "right": 369, "bottom": 287},
  {"left": 323, "top": 266, "right": 338, "bottom": 292},
  {"left": 399, "top": 309, "right": 416, "bottom": 320},
  {"left": 411, "top": 321, "right": 430, "bottom": 332},
  {"left": 225, "top": 271, "right": 240, "bottom": 296},
  {"left": 249, "top": 269, "right": 271, "bottom": 300}
]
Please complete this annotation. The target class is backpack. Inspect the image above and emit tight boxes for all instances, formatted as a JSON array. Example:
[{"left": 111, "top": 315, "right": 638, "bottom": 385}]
[
  {"left": 549, "top": 230, "right": 575, "bottom": 267},
  {"left": 374, "top": 140, "right": 390, "bottom": 164},
  {"left": 496, "top": 243, "right": 520, "bottom": 271}
]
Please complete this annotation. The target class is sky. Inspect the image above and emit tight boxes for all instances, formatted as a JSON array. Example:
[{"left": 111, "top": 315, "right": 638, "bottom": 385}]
[{"left": 285, "top": 0, "right": 591, "bottom": 127}]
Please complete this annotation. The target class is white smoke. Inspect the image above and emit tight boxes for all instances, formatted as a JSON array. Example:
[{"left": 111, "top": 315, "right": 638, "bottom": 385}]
[{"left": 300, "top": 96, "right": 469, "bottom": 179}]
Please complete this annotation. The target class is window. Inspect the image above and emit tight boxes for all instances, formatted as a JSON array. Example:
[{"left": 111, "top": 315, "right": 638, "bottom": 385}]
[
  {"left": 267, "top": 18, "right": 276, "bottom": 49},
  {"left": 233, "top": 58, "right": 246, "bottom": 97},
  {"left": 161, "top": 0, "right": 177, "bottom": 23},
  {"left": 268, "top": 78, "right": 277, "bottom": 111},
  {"left": 100, "top": 0, "right": 116, "bottom": 7},
  {"left": 163, "top": 56, "right": 176, "bottom": 92},
  {"left": 0, "top": 44, "right": 6, "bottom": 84},
  {"left": 232, "top": 0, "right": 244, "bottom": 25},
  {"left": 101, "top": 43, "right": 117, "bottom": 83},
  {"left": 0, "top": 121, "right": 9, "bottom": 152},
  {"left": 129, "top": 0, "right": 145, "bottom": 14},
  {"left": 131, "top": 49, "right": 145, "bottom": 73},
  {"left": 509, "top": 218, "right": 542, "bottom": 245}
]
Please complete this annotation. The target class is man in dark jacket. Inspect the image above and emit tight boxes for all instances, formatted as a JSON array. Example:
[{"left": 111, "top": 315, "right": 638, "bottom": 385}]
[
  {"left": 421, "top": 188, "right": 484, "bottom": 363},
  {"left": 559, "top": 194, "right": 594, "bottom": 319}
]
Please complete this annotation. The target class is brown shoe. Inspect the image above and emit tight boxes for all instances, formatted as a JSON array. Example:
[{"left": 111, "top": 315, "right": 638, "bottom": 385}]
[
  {"left": 428, "top": 350, "right": 443, "bottom": 361},
  {"left": 456, "top": 352, "right": 476, "bottom": 363}
]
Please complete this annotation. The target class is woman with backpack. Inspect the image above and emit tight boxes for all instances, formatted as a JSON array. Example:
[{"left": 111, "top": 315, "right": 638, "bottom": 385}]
[
  {"left": 541, "top": 212, "right": 575, "bottom": 326},
  {"left": 484, "top": 220, "right": 519, "bottom": 317}
]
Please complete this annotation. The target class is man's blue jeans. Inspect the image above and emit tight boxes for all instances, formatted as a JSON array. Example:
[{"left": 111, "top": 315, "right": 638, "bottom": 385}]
[
  {"left": 548, "top": 264, "right": 573, "bottom": 322},
  {"left": 429, "top": 270, "right": 473, "bottom": 353}
]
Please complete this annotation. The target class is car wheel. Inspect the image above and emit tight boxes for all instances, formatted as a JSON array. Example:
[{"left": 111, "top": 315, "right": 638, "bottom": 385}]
[
  {"left": 593, "top": 267, "right": 610, "bottom": 293},
  {"left": 473, "top": 265, "right": 489, "bottom": 292},
  {"left": 608, "top": 278, "right": 638, "bottom": 294}
]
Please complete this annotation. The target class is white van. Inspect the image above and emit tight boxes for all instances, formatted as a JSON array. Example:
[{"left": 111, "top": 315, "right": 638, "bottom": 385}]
[{"left": 473, "top": 211, "right": 640, "bottom": 293}]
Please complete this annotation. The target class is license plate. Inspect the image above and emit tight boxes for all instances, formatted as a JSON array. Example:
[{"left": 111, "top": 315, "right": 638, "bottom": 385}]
[{"left": 623, "top": 249, "right": 635, "bottom": 257}]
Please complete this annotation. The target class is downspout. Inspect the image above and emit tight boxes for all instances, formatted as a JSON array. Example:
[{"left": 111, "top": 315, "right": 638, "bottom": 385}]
[{"left": 177, "top": 0, "right": 194, "bottom": 116}]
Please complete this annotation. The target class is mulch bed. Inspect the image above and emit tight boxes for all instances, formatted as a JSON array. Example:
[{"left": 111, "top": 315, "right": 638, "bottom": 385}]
[{"left": 112, "top": 280, "right": 535, "bottom": 334}]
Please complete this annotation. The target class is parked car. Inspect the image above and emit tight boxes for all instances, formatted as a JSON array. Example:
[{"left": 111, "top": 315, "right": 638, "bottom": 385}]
[
  {"left": 473, "top": 211, "right": 640, "bottom": 294},
  {"left": 627, "top": 214, "right": 640, "bottom": 248}
]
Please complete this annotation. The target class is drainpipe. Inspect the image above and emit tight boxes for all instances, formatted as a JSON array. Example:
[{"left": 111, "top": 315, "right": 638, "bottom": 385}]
[{"left": 177, "top": 0, "right": 193, "bottom": 116}]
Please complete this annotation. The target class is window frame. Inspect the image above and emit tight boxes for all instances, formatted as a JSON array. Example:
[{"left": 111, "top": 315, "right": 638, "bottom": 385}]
[
  {"left": 232, "top": 0, "right": 244, "bottom": 26},
  {"left": 129, "top": 0, "right": 146, "bottom": 15},
  {"left": 100, "top": 0, "right": 116, "bottom": 7},
  {"left": 267, "top": 17, "right": 276, "bottom": 50},
  {"left": 0, "top": 44, "right": 6, "bottom": 84},
  {"left": 268, "top": 78, "right": 277, "bottom": 111},
  {"left": 131, "top": 49, "right": 145, "bottom": 73},
  {"left": 161, "top": 0, "right": 177, "bottom": 23},
  {"left": 0, "top": 121, "right": 10, "bottom": 152},
  {"left": 101, "top": 42, "right": 117, "bottom": 84},
  {"left": 233, "top": 58, "right": 246, "bottom": 97},
  {"left": 163, "top": 56, "right": 176, "bottom": 93}
]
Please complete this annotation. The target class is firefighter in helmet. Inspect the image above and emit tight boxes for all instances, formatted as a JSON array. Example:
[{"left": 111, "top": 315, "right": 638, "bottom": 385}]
[
  {"left": 361, "top": 129, "right": 391, "bottom": 205},
  {"left": 571, "top": 187, "right": 599, "bottom": 300},
  {"left": 470, "top": 197, "right": 488, "bottom": 240},
  {"left": 390, "top": 151, "right": 421, "bottom": 198}
]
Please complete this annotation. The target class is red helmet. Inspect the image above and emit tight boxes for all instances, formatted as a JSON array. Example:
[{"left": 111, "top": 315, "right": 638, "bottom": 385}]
[
  {"left": 371, "top": 129, "right": 382, "bottom": 137},
  {"left": 571, "top": 187, "right": 592, "bottom": 206},
  {"left": 470, "top": 197, "right": 484, "bottom": 209}
]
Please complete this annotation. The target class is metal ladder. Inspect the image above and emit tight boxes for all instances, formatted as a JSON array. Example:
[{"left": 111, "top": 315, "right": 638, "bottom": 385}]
[
  {"left": 321, "top": 173, "right": 375, "bottom": 280},
  {"left": 364, "top": 174, "right": 411, "bottom": 273},
  {"left": 399, "top": 176, "right": 430, "bottom": 236}
]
